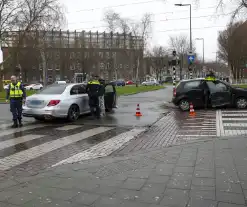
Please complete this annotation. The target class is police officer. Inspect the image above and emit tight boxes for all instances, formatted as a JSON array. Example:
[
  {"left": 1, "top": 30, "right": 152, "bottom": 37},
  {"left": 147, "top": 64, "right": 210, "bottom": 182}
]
[
  {"left": 205, "top": 69, "right": 216, "bottom": 81},
  {"left": 204, "top": 69, "right": 216, "bottom": 109},
  {"left": 5, "top": 76, "right": 26, "bottom": 128},
  {"left": 86, "top": 74, "right": 103, "bottom": 119}
]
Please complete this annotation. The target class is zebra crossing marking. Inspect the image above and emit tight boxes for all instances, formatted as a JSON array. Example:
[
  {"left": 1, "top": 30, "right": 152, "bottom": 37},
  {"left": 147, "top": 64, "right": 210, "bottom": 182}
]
[
  {"left": 0, "top": 134, "right": 45, "bottom": 151},
  {"left": 216, "top": 109, "right": 247, "bottom": 136},
  {"left": 176, "top": 111, "right": 217, "bottom": 138},
  {"left": 0, "top": 124, "right": 47, "bottom": 137},
  {"left": 52, "top": 128, "right": 146, "bottom": 167},
  {"left": 55, "top": 125, "right": 82, "bottom": 131},
  {"left": 0, "top": 127, "right": 113, "bottom": 171}
]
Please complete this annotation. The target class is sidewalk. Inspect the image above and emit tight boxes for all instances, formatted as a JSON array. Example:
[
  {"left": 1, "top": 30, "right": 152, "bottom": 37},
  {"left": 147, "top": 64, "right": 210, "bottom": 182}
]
[{"left": 1, "top": 135, "right": 247, "bottom": 206}]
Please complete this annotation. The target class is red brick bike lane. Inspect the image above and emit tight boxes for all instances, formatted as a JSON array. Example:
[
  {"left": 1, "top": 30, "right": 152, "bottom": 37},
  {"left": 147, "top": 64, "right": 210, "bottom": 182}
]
[{"left": 113, "top": 110, "right": 217, "bottom": 155}]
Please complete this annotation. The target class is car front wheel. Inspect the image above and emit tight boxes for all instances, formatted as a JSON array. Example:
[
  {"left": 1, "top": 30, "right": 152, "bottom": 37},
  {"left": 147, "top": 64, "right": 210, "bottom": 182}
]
[
  {"left": 179, "top": 99, "right": 190, "bottom": 111},
  {"left": 236, "top": 97, "right": 247, "bottom": 109}
]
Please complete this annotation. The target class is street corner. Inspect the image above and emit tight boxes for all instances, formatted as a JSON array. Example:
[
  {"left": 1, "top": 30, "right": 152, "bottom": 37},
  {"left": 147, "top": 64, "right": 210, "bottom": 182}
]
[
  {"left": 217, "top": 109, "right": 247, "bottom": 137},
  {"left": 172, "top": 109, "right": 217, "bottom": 143},
  {"left": 114, "top": 109, "right": 218, "bottom": 155},
  {"left": 162, "top": 101, "right": 178, "bottom": 109}
]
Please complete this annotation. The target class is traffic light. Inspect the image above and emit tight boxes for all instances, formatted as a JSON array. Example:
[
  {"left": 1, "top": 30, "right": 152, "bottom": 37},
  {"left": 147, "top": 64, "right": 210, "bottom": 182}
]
[{"left": 188, "top": 63, "right": 193, "bottom": 71}]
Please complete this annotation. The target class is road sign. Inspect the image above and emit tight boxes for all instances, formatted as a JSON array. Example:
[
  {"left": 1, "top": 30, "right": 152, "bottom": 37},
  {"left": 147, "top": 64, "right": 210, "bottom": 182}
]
[{"left": 188, "top": 55, "right": 195, "bottom": 63}]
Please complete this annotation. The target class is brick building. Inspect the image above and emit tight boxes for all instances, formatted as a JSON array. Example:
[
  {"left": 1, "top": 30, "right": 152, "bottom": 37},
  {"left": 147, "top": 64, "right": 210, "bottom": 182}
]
[{"left": 2, "top": 30, "right": 144, "bottom": 83}]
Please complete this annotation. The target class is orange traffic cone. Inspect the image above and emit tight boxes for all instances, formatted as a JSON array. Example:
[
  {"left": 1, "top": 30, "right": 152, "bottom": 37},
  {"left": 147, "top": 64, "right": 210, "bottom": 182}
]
[
  {"left": 189, "top": 102, "right": 196, "bottom": 116},
  {"left": 135, "top": 104, "right": 142, "bottom": 117}
]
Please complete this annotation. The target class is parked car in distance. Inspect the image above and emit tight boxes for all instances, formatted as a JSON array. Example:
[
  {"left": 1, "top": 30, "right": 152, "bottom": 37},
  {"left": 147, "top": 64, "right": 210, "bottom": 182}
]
[
  {"left": 54, "top": 81, "right": 67, "bottom": 84},
  {"left": 163, "top": 76, "right": 173, "bottom": 83},
  {"left": 110, "top": 80, "right": 125, "bottom": 86},
  {"left": 141, "top": 78, "right": 159, "bottom": 86},
  {"left": 25, "top": 83, "right": 43, "bottom": 90},
  {"left": 172, "top": 78, "right": 247, "bottom": 111},
  {"left": 126, "top": 80, "right": 134, "bottom": 85},
  {"left": 23, "top": 83, "right": 117, "bottom": 121}
]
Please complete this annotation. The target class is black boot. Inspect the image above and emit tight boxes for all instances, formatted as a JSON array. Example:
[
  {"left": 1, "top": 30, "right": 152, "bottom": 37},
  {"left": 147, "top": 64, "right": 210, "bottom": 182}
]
[
  {"left": 18, "top": 119, "right": 23, "bottom": 127},
  {"left": 11, "top": 120, "right": 18, "bottom": 128}
]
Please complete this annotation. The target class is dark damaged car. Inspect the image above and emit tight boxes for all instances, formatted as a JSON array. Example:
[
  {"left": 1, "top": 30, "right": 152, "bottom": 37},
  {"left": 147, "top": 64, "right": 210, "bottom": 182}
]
[{"left": 172, "top": 78, "right": 247, "bottom": 111}]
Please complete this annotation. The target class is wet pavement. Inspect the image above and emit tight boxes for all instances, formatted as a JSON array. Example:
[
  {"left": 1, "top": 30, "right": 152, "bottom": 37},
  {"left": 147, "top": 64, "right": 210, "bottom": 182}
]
[
  {"left": 3, "top": 87, "right": 247, "bottom": 206},
  {"left": 1, "top": 134, "right": 247, "bottom": 206},
  {"left": 0, "top": 86, "right": 172, "bottom": 128},
  {"left": 217, "top": 109, "right": 247, "bottom": 136},
  {"left": 114, "top": 110, "right": 217, "bottom": 155},
  {"left": 76, "top": 86, "right": 173, "bottom": 127}
]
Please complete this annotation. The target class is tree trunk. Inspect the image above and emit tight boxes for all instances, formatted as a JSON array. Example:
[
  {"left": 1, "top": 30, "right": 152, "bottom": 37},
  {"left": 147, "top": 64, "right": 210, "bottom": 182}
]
[
  {"left": 40, "top": 49, "right": 47, "bottom": 86},
  {"left": 135, "top": 56, "right": 140, "bottom": 87}
]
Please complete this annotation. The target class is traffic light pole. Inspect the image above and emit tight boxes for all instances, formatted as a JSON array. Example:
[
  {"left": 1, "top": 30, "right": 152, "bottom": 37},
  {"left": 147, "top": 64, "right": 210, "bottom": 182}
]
[
  {"left": 173, "top": 65, "right": 176, "bottom": 90},
  {"left": 169, "top": 50, "right": 180, "bottom": 94},
  {"left": 189, "top": 64, "right": 193, "bottom": 79}
]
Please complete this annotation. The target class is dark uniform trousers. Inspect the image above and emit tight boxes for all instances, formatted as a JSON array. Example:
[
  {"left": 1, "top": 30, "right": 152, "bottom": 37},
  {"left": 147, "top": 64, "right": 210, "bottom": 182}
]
[
  {"left": 87, "top": 80, "right": 103, "bottom": 118},
  {"left": 10, "top": 98, "right": 23, "bottom": 121}
]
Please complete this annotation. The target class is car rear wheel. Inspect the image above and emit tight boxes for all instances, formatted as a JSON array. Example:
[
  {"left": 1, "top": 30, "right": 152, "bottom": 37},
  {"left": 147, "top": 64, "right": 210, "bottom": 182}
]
[
  {"left": 236, "top": 97, "right": 247, "bottom": 109},
  {"left": 67, "top": 104, "right": 80, "bottom": 122},
  {"left": 34, "top": 117, "right": 45, "bottom": 121},
  {"left": 179, "top": 99, "right": 190, "bottom": 111}
]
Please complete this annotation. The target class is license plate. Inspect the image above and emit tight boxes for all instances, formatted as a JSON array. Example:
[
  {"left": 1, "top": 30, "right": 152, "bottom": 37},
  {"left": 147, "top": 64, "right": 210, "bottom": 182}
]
[{"left": 30, "top": 100, "right": 42, "bottom": 105}]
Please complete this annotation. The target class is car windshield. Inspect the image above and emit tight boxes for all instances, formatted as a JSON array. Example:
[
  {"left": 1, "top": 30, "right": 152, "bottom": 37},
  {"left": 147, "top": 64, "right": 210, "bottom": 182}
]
[{"left": 38, "top": 85, "right": 67, "bottom": 94}]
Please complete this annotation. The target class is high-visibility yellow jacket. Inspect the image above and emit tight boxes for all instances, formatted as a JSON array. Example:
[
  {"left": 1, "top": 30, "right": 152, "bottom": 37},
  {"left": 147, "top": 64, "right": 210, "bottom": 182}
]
[{"left": 9, "top": 82, "right": 23, "bottom": 98}]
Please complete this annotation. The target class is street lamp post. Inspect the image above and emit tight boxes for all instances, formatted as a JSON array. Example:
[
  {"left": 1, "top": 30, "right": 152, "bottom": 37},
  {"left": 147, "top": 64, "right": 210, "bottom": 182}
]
[
  {"left": 175, "top": 3, "right": 192, "bottom": 51},
  {"left": 195, "top": 38, "right": 204, "bottom": 64}
]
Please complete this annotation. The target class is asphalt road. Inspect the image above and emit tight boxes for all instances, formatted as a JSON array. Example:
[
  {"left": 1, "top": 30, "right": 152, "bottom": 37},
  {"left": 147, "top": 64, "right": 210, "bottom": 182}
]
[{"left": 0, "top": 86, "right": 173, "bottom": 127}]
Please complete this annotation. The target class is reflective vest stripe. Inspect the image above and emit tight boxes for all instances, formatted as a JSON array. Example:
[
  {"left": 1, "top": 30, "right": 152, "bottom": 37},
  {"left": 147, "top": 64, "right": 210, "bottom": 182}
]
[
  {"left": 9, "top": 82, "right": 23, "bottom": 98},
  {"left": 88, "top": 80, "right": 100, "bottom": 85}
]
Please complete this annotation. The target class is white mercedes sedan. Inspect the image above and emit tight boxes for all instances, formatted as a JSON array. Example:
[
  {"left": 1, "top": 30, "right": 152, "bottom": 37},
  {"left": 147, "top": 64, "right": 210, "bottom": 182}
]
[{"left": 23, "top": 83, "right": 117, "bottom": 121}]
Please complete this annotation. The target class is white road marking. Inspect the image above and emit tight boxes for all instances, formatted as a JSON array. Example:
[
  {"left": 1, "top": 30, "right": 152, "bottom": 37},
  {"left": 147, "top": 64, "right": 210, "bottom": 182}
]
[
  {"left": 52, "top": 128, "right": 146, "bottom": 167},
  {"left": 223, "top": 123, "right": 247, "bottom": 127},
  {"left": 179, "top": 129, "right": 215, "bottom": 131},
  {"left": 55, "top": 125, "right": 82, "bottom": 131},
  {"left": 0, "top": 124, "right": 47, "bottom": 138},
  {"left": 222, "top": 118, "right": 247, "bottom": 121},
  {"left": 222, "top": 114, "right": 247, "bottom": 116},
  {"left": 225, "top": 130, "right": 247, "bottom": 135},
  {"left": 176, "top": 135, "right": 217, "bottom": 137},
  {"left": 180, "top": 126, "right": 215, "bottom": 128},
  {"left": 0, "top": 134, "right": 45, "bottom": 150},
  {"left": 221, "top": 110, "right": 247, "bottom": 113},
  {"left": 0, "top": 127, "right": 113, "bottom": 170}
]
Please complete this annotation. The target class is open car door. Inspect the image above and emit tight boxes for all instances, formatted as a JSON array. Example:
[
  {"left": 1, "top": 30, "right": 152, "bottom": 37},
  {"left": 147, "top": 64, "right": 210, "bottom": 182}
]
[
  {"left": 206, "top": 80, "right": 232, "bottom": 107},
  {"left": 104, "top": 83, "right": 117, "bottom": 111}
]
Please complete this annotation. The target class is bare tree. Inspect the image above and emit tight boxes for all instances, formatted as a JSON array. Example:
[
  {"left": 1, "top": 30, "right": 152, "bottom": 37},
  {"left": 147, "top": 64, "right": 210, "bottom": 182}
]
[
  {"left": 217, "top": 21, "right": 247, "bottom": 79},
  {"left": 16, "top": 0, "right": 66, "bottom": 86},
  {"left": 0, "top": 0, "right": 65, "bottom": 89},
  {"left": 103, "top": 10, "right": 120, "bottom": 33},
  {"left": 148, "top": 46, "right": 168, "bottom": 80},
  {"left": 0, "top": 0, "right": 24, "bottom": 90},
  {"left": 193, "top": 0, "right": 247, "bottom": 22},
  {"left": 168, "top": 34, "right": 195, "bottom": 55},
  {"left": 102, "top": 11, "right": 152, "bottom": 85},
  {"left": 131, "top": 13, "right": 152, "bottom": 86}
]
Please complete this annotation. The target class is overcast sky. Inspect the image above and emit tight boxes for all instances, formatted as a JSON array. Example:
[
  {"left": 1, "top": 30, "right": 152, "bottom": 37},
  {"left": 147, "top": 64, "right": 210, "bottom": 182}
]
[{"left": 62, "top": 0, "right": 246, "bottom": 62}]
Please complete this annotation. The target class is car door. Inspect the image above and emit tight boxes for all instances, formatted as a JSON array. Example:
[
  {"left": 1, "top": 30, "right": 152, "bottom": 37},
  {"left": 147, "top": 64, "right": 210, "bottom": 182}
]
[
  {"left": 104, "top": 84, "right": 116, "bottom": 109},
  {"left": 183, "top": 80, "right": 205, "bottom": 107},
  {"left": 77, "top": 84, "right": 89, "bottom": 112},
  {"left": 70, "top": 85, "right": 83, "bottom": 112},
  {"left": 206, "top": 80, "right": 232, "bottom": 107}
]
